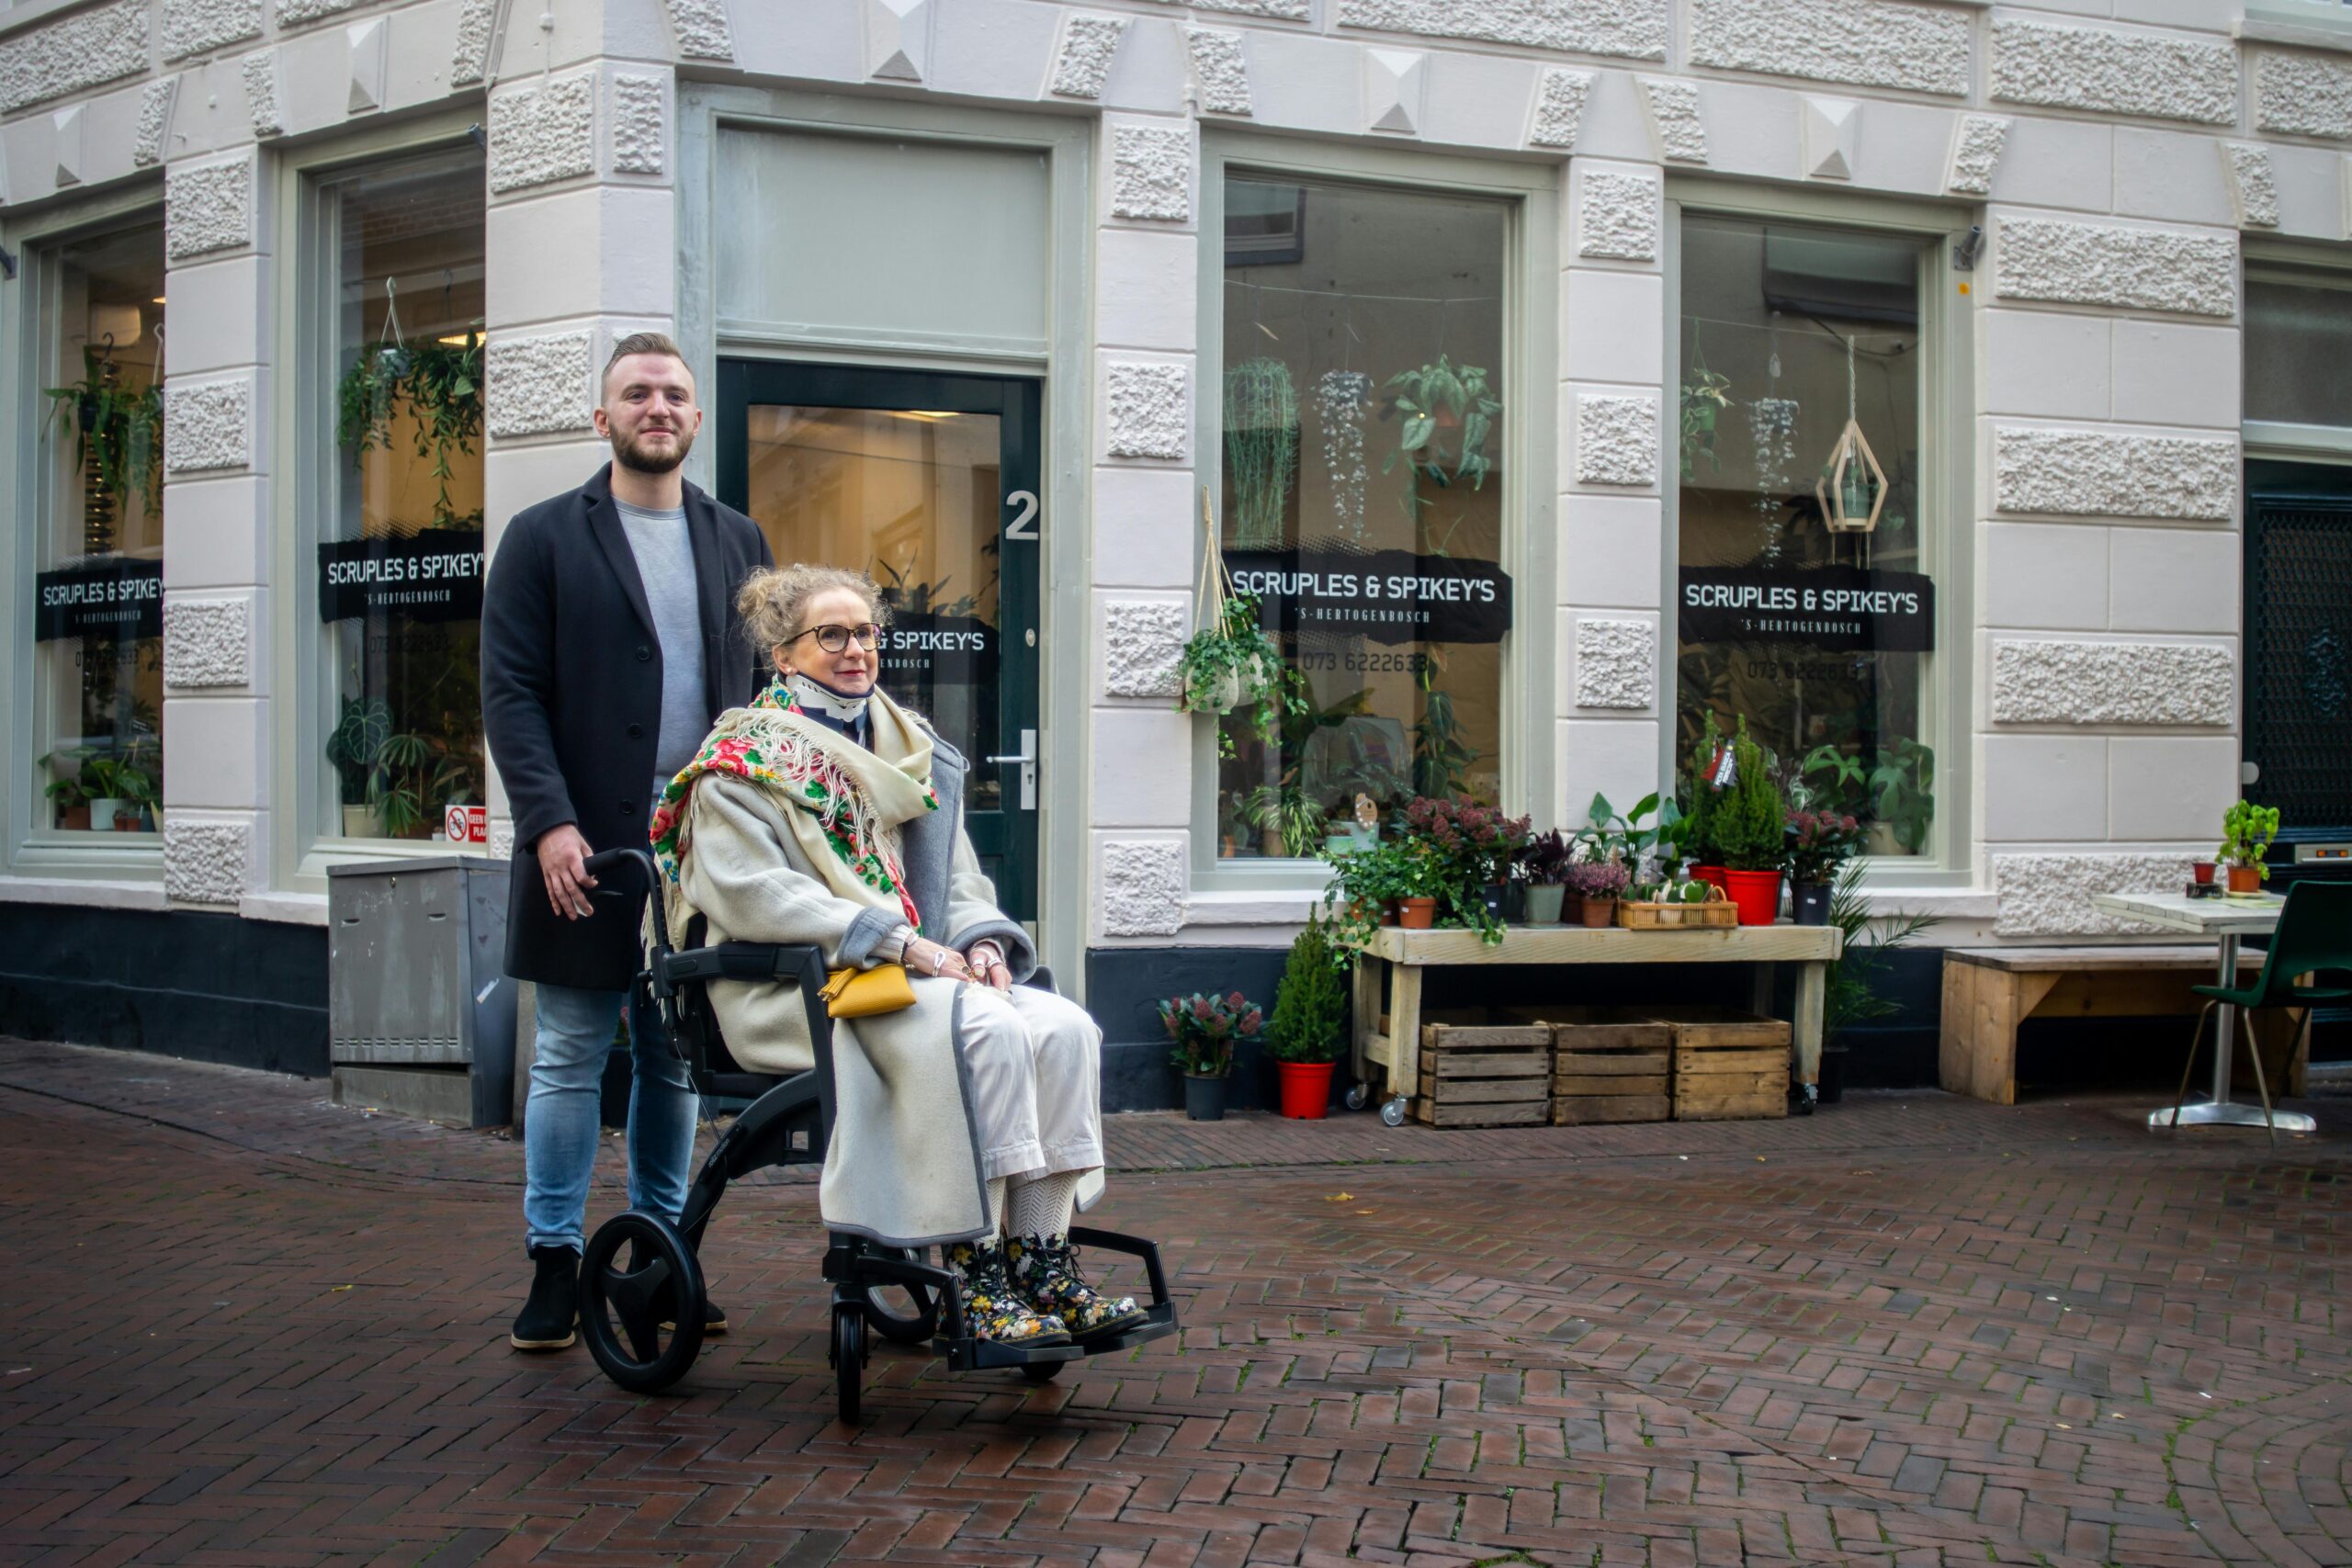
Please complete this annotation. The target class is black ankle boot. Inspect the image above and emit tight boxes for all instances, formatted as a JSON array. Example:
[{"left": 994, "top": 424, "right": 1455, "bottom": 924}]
[{"left": 510, "top": 1246, "right": 579, "bottom": 1350}]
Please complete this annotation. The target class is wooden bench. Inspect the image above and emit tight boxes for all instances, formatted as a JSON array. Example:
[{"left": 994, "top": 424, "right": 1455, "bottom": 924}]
[{"left": 1939, "top": 947, "right": 2307, "bottom": 1105}]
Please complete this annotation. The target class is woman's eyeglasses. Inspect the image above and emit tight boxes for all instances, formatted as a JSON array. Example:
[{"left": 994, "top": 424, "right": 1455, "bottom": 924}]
[{"left": 788, "top": 622, "right": 882, "bottom": 653}]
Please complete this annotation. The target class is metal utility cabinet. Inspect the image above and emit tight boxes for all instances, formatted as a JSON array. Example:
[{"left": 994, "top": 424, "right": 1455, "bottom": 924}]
[{"left": 327, "top": 854, "right": 516, "bottom": 1126}]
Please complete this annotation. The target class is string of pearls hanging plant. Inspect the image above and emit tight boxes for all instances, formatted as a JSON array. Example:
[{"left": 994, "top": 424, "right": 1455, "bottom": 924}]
[{"left": 1313, "top": 370, "right": 1371, "bottom": 542}]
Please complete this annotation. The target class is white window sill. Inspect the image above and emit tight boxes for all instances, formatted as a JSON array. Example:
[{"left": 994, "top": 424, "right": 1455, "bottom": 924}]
[
  {"left": 2235, "top": 17, "right": 2352, "bottom": 56},
  {"left": 0, "top": 874, "right": 168, "bottom": 912}
]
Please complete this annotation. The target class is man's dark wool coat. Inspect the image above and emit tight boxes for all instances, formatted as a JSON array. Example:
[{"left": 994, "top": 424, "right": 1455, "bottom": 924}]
[{"left": 481, "top": 463, "right": 773, "bottom": 991}]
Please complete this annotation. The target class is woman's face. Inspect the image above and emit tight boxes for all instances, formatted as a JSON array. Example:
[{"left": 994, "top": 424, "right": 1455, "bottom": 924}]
[{"left": 775, "top": 585, "right": 879, "bottom": 695}]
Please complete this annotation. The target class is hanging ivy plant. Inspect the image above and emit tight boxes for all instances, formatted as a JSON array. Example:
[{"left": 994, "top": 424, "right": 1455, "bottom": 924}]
[
  {"left": 335, "top": 331, "right": 484, "bottom": 526},
  {"left": 45, "top": 347, "right": 165, "bottom": 531},
  {"left": 1177, "top": 592, "right": 1301, "bottom": 758}
]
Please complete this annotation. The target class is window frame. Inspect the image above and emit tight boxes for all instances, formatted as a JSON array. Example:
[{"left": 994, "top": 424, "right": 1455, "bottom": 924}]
[
  {"left": 2243, "top": 243, "right": 2352, "bottom": 459},
  {"left": 3, "top": 185, "right": 170, "bottom": 882},
  {"left": 1191, "top": 133, "right": 1558, "bottom": 892},
  {"left": 1663, "top": 179, "right": 1976, "bottom": 888},
  {"left": 268, "top": 111, "right": 485, "bottom": 895}
]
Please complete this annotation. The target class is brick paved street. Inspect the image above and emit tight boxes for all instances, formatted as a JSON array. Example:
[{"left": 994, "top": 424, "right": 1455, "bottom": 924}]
[{"left": 3, "top": 1037, "right": 2350, "bottom": 1568}]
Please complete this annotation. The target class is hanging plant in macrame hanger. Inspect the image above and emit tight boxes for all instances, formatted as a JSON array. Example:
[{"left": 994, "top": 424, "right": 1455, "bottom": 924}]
[
  {"left": 1814, "top": 333, "right": 1887, "bottom": 564},
  {"left": 1224, "top": 355, "right": 1298, "bottom": 550}
]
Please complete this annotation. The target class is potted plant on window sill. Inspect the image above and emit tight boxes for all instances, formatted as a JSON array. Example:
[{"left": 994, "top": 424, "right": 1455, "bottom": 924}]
[
  {"left": 1786, "top": 808, "right": 1862, "bottom": 926},
  {"left": 1516, "top": 829, "right": 1575, "bottom": 924},
  {"left": 1160, "top": 990, "right": 1262, "bottom": 1122},
  {"left": 83, "top": 756, "right": 152, "bottom": 833},
  {"left": 1709, "top": 719, "right": 1788, "bottom": 926},
  {"left": 40, "top": 750, "right": 92, "bottom": 831},
  {"left": 1266, "top": 917, "right": 1348, "bottom": 1120},
  {"left": 2218, "top": 799, "right": 2280, "bottom": 897}
]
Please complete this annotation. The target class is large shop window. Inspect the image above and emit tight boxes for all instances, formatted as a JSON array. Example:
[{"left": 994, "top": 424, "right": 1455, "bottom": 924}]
[
  {"left": 309, "top": 153, "right": 487, "bottom": 844},
  {"left": 1675, "top": 216, "right": 1938, "bottom": 858},
  {"left": 1215, "top": 175, "right": 1511, "bottom": 861},
  {"left": 32, "top": 221, "right": 168, "bottom": 838}
]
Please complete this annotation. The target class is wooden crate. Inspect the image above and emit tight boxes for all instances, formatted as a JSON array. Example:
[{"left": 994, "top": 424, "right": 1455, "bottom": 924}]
[
  {"left": 1413, "top": 1014, "right": 1552, "bottom": 1128},
  {"left": 1547, "top": 1006, "right": 1671, "bottom": 1125},
  {"left": 1645, "top": 1004, "right": 1791, "bottom": 1121},
  {"left": 1616, "top": 886, "right": 1738, "bottom": 930}
]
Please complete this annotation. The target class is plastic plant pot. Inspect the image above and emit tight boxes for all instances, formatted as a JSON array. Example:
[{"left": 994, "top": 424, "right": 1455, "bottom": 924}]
[
  {"left": 1523, "top": 885, "right": 1566, "bottom": 924},
  {"left": 2191, "top": 862, "right": 2216, "bottom": 886},
  {"left": 1276, "top": 1060, "right": 1336, "bottom": 1120},
  {"left": 1182, "top": 1073, "right": 1228, "bottom": 1122},
  {"left": 1791, "top": 883, "right": 1832, "bottom": 925},
  {"left": 1721, "top": 869, "right": 1784, "bottom": 926},
  {"left": 1691, "top": 865, "right": 1728, "bottom": 894}
]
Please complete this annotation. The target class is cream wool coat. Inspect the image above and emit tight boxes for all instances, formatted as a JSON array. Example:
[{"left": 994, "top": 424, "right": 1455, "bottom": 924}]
[{"left": 666, "top": 768, "right": 1102, "bottom": 1247}]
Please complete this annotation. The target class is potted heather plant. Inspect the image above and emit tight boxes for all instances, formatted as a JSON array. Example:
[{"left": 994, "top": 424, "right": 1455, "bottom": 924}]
[
  {"left": 1266, "top": 917, "right": 1349, "bottom": 1119},
  {"left": 1785, "top": 808, "right": 1863, "bottom": 926},
  {"left": 1160, "top": 989, "right": 1263, "bottom": 1122},
  {"left": 1567, "top": 856, "right": 1630, "bottom": 927},
  {"left": 1516, "top": 829, "right": 1576, "bottom": 923}
]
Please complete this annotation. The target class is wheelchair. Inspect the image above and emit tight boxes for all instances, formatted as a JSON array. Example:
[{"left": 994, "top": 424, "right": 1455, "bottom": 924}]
[{"left": 572, "top": 848, "right": 1179, "bottom": 1422}]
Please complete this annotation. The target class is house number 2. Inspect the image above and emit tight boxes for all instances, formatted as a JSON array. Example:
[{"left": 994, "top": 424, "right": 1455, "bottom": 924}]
[{"left": 1004, "top": 490, "right": 1040, "bottom": 540}]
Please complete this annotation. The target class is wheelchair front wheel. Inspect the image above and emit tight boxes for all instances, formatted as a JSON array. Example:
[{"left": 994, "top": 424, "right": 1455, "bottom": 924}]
[
  {"left": 580, "top": 1211, "right": 706, "bottom": 1394},
  {"left": 863, "top": 1247, "right": 939, "bottom": 1346},
  {"left": 831, "top": 1303, "right": 867, "bottom": 1422}
]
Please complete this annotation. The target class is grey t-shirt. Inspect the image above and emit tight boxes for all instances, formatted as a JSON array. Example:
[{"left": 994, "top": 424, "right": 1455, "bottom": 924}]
[{"left": 613, "top": 500, "right": 706, "bottom": 796}]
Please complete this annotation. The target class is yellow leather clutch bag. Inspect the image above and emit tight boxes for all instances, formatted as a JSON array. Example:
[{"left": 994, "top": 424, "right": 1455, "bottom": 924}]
[{"left": 820, "top": 962, "right": 918, "bottom": 1019}]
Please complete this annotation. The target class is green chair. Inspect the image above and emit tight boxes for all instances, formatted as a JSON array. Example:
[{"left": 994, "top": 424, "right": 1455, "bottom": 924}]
[{"left": 2169, "top": 881, "right": 2352, "bottom": 1145}]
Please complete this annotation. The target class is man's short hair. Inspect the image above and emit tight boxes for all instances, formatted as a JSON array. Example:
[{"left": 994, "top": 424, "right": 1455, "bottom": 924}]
[{"left": 602, "top": 332, "right": 691, "bottom": 399}]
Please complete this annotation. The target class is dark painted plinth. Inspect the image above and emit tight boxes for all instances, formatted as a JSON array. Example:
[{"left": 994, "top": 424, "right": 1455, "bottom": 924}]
[{"left": 0, "top": 904, "right": 329, "bottom": 1077}]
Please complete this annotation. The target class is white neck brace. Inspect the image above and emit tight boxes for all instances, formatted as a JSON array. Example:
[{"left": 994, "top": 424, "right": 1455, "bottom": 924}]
[{"left": 786, "top": 671, "right": 872, "bottom": 728}]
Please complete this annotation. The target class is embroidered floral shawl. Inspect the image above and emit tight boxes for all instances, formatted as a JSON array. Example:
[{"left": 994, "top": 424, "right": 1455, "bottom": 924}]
[{"left": 650, "top": 678, "right": 940, "bottom": 932}]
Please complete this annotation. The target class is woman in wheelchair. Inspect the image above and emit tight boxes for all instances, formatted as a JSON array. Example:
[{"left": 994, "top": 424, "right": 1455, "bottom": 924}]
[{"left": 646, "top": 563, "right": 1148, "bottom": 1350}]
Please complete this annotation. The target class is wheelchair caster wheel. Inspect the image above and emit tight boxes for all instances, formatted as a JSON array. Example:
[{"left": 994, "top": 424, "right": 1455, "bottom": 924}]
[
  {"left": 863, "top": 1246, "right": 939, "bottom": 1347},
  {"left": 580, "top": 1211, "right": 705, "bottom": 1395},
  {"left": 1021, "top": 1359, "right": 1064, "bottom": 1384},
  {"left": 1344, "top": 1082, "right": 1370, "bottom": 1111},
  {"left": 1379, "top": 1095, "right": 1408, "bottom": 1128},
  {"left": 831, "top": 1303, "right": 867, "bottom": 1423}
]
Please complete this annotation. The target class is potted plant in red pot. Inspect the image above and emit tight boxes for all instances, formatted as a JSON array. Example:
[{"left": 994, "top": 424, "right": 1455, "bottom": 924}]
[
  {"left": 1266, "top": 916, "right": 1348, "bottom": 1119},
  {"left": 1710, "top": 720, "right": 1787, "bottom": 926},
  {"left": 1160, "top": 990, "right": 1261, "bottom": 1122},
  {"left": 1786, "top": 808, "right": 1862, "bottom": 925}
]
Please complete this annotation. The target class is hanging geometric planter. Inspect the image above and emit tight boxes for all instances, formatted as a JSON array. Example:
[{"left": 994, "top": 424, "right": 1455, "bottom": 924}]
[{"left": 1814, "top": 417, "right": 1887, "bottom": 535}]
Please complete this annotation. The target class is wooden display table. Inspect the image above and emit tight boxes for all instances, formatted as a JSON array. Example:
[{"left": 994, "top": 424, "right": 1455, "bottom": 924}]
[{"left": 1349, "top": 924, "right": 1843, "bottom": 1126}]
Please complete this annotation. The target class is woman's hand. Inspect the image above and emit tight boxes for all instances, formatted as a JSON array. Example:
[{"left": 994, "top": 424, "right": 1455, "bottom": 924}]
[
  {"left": 967, "top": 941, "right": 1013, "bottom": 992},
  {"left": 908, "top": 936, "right": 975, "bottom": 983}
]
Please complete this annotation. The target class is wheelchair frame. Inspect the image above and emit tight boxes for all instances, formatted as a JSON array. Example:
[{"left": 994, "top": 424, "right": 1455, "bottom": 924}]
[{"left": 572, "top": 849, "right": 1178, "bottom": 1421}]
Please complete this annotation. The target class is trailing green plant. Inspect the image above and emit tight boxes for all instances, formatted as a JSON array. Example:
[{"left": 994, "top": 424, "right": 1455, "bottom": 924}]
[
  {"left": 1223, "top": 356, "right": 1298, "bottom": 549},
  {"left": 1710, "top": 719, "right": 1787, "bottom": 874},
  {"left": 2218, "top": 799, "right": 2281, "bottom": 880},
  {"left": 1822, "top": 859, "right": 1940, "bottom": 1043},
  {"left": 1868, "top": 738, "right": 1935, "bottom": 855},
  {"left": 1177, "top": 592, "right": 1298, "bottom": 757},
  {"left": 1678, "top": 334, "right": 1732, "bottom": 483},
  {"left": 1322, "top": 837, "right": 1411, "bottom": 954},
  {"left": 1380, "top": 355, "right": 1501, "bottom": 516},
  {"left": 335, "top": 332, "right": 484, "bottom": 526},
  {"left": 45, "top": 347, "right": 164, "bottom": 533},
  {"left": 1267, "top": 916, "right": 1350, "bottom": 1063},
  {"left": 1159, "top": 990, "right": 1263, "bottom": 1079}
]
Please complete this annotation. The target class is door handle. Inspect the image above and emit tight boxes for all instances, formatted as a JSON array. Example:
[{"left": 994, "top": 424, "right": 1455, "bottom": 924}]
[{"left": 986, "top": 728, "right": 1037, "bottom": 811}]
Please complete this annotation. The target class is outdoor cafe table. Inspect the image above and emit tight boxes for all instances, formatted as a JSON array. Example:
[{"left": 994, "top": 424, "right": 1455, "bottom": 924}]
[
  {"left": 1350, "top": 923, "right": 1844, "bottom": 1125},
  {"left": 2087, "top": 889, "right": 2315, "bottom": 1134}
]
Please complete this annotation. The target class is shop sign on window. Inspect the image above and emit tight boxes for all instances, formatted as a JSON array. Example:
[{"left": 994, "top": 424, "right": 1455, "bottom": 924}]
[
  {"left": 878, "top": 611, "right": 998, "bottom": 690},
  {"left": 316, "top": 534, "right": 485, "bottom": 623},
  {"left": 34, "top": 558, "right": 164, "bottom": 642},
  {"left": 1225, "top": 548, "right": 1513, "bottom": 645},
  {"left": 1678, "top": 565, "right": 1933, "bottom": 653}
]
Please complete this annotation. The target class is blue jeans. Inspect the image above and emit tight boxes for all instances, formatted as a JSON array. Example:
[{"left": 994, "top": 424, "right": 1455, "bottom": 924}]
[{"left": 523, "top": 982, "right": 698, "bottom": 1255}]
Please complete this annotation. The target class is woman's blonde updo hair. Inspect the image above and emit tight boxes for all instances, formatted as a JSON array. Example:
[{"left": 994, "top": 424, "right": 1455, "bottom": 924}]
[{"left": 737, "top": 563, "right": 889, "bottom": 655}]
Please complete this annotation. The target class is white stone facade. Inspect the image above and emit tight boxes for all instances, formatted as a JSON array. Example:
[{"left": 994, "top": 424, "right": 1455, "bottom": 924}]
[{"left": 0, "top": 0, "right": 2333, "bottom": 974}]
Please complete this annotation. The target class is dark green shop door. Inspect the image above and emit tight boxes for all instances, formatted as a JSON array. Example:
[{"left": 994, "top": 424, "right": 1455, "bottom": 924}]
[
  {"left": 2245, "top": 461, "right": 2352, "bottom": 870},
  {"left": 718, "top": 361, "right": 1043, "bottom": 923}
]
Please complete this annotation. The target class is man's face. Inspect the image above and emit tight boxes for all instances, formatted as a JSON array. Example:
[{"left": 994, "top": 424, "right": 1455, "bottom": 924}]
[{"left": 594, "top": 353, "right": 701, "bottom": 474}]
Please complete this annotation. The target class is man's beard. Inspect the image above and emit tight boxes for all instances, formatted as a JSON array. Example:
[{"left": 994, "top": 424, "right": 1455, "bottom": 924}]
[{"left": 611, "top": 423, "right": 694, "bottom": 474}]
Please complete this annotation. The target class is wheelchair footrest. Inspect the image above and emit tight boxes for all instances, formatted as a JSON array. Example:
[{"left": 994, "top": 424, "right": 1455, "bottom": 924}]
[
  {"left": 939, "top": 1335, "right": 1085, "bottom": 1373},
  {"left": 1075, "top": 1298, "right": 1179, "bottom": 1357}
]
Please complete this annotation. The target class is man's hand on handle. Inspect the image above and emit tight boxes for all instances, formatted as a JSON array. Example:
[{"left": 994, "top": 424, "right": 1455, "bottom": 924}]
[{"left": 536, "top": 824, "right": 598, "bottom": 919}]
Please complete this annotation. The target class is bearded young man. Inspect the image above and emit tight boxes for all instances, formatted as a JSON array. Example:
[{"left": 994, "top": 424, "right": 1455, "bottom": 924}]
[{"left": 481, "top": 333, "right": 773, "bottom": 1350}]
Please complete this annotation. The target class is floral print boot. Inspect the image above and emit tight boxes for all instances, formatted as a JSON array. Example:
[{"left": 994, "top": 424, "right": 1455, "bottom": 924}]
[
  {"left": 946, "top": 1236, "right": 1070, "bottom": 1347},
  {"left": 1006, "top": 1233, "right": 1149, "bottom": 1340}
]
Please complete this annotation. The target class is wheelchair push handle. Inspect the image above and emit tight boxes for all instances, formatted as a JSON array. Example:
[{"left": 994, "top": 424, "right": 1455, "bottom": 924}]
[{"left": 582, "top": 846, "right": 671, "bottom": 953}]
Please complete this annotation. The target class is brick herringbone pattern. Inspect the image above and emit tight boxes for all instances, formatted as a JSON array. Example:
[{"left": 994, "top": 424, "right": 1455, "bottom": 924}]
[{"left": 1, "top": 1037, "right": 2347, "bottom": 1566}]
